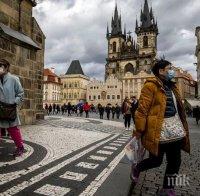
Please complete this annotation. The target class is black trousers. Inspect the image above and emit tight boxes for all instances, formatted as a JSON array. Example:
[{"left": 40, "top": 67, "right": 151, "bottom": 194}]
[
  {"left": 85, "top": 111, "right": 89, "bottom": 118},
  {"left": 137, "top": 139, "right": 183, "bottom": 189},
  {"left": 124, "top": 114, "right": 131, "bottom": 128},
  {"left": 107, "top": 112, "right": 110, "bottom": 120},
  {"left": 100, "top": 113, "right": 104, "bottom": 119}
]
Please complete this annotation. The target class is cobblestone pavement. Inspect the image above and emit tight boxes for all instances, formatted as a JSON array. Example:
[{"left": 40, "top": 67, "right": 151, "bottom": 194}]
[
  {"left": 0, "top": 115, "right": 132, "bottom": 196},
  {"left": 0, "top": 114, "right": 199, "bottom": 196}
]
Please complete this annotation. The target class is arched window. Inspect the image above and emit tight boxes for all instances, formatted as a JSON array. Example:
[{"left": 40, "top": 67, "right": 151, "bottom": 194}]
[
  {"left": 143, "top": 36, "right": 148, "bottom": 48},
  {"left": 124, "top": 63, "right": 134, "bottom": 74},
  {"left": 113, "top": 42, "right": 117, "bottom": 52}
]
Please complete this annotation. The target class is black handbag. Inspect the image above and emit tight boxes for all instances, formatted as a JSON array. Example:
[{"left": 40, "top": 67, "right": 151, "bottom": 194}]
[{"left": 0, "top": 101, "right": 17, "bottom": 121}]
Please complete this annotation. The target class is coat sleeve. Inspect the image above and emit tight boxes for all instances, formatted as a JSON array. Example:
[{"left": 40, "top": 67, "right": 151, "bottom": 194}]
[
  {"left": 134, "top": 82, "right": 156, "bottom": 134},
  {"left": 14, "top": 77, "right": 24, "bottom": 105}
]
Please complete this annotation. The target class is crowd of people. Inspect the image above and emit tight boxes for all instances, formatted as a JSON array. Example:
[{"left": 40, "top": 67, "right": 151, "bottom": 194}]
[{"left": 43, "top": 96, "right": 139, "bottom": 131}]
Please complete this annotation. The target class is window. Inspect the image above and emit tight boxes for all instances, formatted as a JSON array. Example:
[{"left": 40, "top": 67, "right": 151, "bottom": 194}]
[
  {"left": 115, "top": 86, "right": 117, "bottom": 88},
  {"left": 117, "top": 95, "right": 120, "bottom": 99},
  {"left": 113, "top": 42, "right": 117, "bottom": 52},
  {"left": 93, "top": 96, "right": 96, "bottom": 100},
  {"left": 112, "top": 95, "right": 115, "bottom": 99},
  {"left": 89, "top": 95, "right": 91, "bottom": 100},
  {"left": 98, "top": 95, "right": 101, "bottom": 99},
  {"left": 90, "top": 87, "right": 93, "bottom": 89},
  {"left": 143, "top": 36, "right": 148, "bottom": 48},
  {"left": 75, "top": 83, "right": 77, "bottom": 88},
  {"left": 107, "top": 95, "right": 110, "bottom": 99}
]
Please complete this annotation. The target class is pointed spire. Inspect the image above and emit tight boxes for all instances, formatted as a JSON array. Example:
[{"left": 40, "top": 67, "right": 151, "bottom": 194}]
[
  {"left": 124, "top": 24, "right": 126, "bottom": 35},
  {"left": 107, "top": 23, "right": 109, "bottom": 38},
  {"left": 110, "top": 2, "right": 123, "bottom": 36},
  {"left": 141, "top": 0, "right": 152, "bottom": 28}
]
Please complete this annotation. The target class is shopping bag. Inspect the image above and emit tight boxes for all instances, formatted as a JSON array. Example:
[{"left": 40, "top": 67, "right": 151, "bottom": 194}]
[{"left": 124, "top": 137, "right": 146, "bottom": 164}]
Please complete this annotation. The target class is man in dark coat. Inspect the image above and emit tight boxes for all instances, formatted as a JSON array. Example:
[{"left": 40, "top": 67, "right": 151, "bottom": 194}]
[{"left": 131, "top": 96, "right": 138, "bottom": 124}]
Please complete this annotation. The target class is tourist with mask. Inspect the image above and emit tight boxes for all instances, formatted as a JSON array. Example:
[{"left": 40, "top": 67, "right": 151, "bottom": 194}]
[
  {"left": 0, "top": 59, "right": 25, "bottom": 157},
  {"left": 131, "top": 59, "right": 190, "bottom": 196}
]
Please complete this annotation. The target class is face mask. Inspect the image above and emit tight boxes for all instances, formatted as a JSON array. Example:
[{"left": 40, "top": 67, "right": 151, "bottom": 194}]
[
  {"left": 0, "top": 67, "right": 5, "bottom": 75},
  {"left": 166, "top": 69, "right": 175, "bottom": 80}
]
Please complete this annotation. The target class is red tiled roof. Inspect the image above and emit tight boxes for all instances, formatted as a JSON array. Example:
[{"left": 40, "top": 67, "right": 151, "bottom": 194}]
[{"left": 44, "top": 68, "right": 57, "bottom": 77}]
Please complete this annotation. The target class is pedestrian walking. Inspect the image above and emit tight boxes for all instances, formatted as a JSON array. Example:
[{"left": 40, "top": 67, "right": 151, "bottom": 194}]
[
  {"left": 61, "top": 105, "right": 65, "bottom": 115},
  {"left": 193, "top": 106, "right": 200, "bottom": 125},
  {"left": 44, "top": 103, "right": 49, "bottom": 115},
  {"left": 48, "top": 104, "right": 52, "bottom": 115},
  {"left": 105, "top": 104, "right": 111, "bottom": 120},
  {"left": 52, "top": 103, "right": 56, "bottom": 115},
  {"left": 98, "top": 104, "right": 104, "bottom": 119},
  {"left": 115, "top": 104, "right": 121, "bottom": 119},
  {"left": 111, "top": 105, "right": 116, "bottom": 119},
  {"left": 131, "top": 59, "right": 190, "bottom": 195},
  {"left": 56, "top": 104, "right": 60, "bottom": 114},
  {"left": 67, "top": 102, "right": 72, "bottom": 116},
  {"left": 122, "top": 98, "right": 132, "bottom": 131},
  {"left": 0, "top": 59, "right": 25, "bottom": 157},
  {"left": 83, "top": 102, "right": 90, "bottom": 118},
  {"left": 130, "top": 96, "right": 138, "bottom": 124}
]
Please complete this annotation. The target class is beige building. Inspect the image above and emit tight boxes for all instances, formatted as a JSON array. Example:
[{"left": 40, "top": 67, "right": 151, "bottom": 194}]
[
  {"left": 195, "top": 26, "right": 200, "bottom": 98},
  {"left": 43, "top": 68, "right": 62, "bottom": 105},
  {"left": 0, "top": 0, "right": 45, "bottom": 125},
  {"left": 60, "top": 60, "right": 90, "bottom": 105},
  {"left": 174, "top": 67, "right": 196, "bottom": 99},
  {"left": 87, "top": 75, "right": 122, "bottom": 106}
]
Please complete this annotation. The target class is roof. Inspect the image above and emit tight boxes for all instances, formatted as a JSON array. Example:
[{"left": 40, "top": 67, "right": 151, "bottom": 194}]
[
  {"left": 66, "top": 60, "right": 85, "bottom": 75},
  {"left": 44, "top": 68, "right": 57, "bottom": 77},
  {"left": 0, "top": 22, "right": 40, "bottom": 49}
]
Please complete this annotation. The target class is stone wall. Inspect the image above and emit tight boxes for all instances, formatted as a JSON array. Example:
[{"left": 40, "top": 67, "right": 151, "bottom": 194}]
[{"left": 0, "top": 0, "right": 45, "bottom": 124}]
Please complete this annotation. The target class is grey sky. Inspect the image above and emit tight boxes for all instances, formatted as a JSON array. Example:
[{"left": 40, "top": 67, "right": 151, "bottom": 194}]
[{"left": 33, "top": 0, "right": 199, "bottom": 80}]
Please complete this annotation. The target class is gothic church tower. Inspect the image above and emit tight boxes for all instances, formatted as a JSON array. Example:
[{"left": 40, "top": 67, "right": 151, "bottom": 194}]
[{"left": 135, "top": 0, "right": 158, "bottom": 71}]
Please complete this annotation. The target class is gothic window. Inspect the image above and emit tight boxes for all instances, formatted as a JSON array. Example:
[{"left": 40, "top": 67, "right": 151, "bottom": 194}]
[
  {"left": 113, "top": 42, "right": 117, "bottom": 52},
  {"left": 124, "top": 63, "right": 134, "bottom": 74},
  {"left": 98, "top": 95, "right": 101, "bottom": 99},
  {"left": 143, "top": 36, "right": 148, "bottom": 48},
  {"left": 144, "top": 60, "right": 147, "bottom": 65}
]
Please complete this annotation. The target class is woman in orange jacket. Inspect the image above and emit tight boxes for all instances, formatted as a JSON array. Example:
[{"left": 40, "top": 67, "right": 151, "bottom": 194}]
[{"left": 131, "top": 59, "right": 190, "bottom": 196}]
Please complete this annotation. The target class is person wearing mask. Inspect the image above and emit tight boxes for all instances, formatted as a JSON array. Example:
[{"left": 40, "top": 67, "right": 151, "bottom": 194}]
[
  {"left": 131, "top": 59, "right": 190, "bottom": 196},
  {"left": 0, "top": 59, "right": 24, "bottom": 157}
]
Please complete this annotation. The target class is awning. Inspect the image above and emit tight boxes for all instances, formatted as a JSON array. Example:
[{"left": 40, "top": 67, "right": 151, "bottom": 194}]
[
  {"left": 185, "top": 99, "right": 200, "bottom": 108},
  {"left": 0, "top": 22, "right": 40, "bottom": 50}
]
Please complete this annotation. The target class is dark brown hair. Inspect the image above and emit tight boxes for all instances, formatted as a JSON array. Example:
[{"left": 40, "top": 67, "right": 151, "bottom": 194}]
[{"left": 0, "top": 59, "right": 10, "bottom": 70}]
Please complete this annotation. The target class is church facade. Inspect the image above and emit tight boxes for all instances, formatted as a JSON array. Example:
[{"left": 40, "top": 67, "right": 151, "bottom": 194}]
[{"left": 106, "top": 0, "right": 158, "bottom": 99}]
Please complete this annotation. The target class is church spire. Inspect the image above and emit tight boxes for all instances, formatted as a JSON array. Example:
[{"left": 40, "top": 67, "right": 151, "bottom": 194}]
[
  {"left": 135, "top": 0, "right": 158, "bottom": 35},
  {"left": 110, "top": 3, "right": 123, "bottom": 36}
]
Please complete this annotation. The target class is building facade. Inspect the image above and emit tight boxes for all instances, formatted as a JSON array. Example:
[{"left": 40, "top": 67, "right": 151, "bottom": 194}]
[
  {"left": 105, "top": 0, "right": 158, "bottom": 100},
  {"left": 43, "top": 68, "right": 62, "bottom": 105},
  {"left": 195, "top": 26, "right": 200, "bottom": 98},
  {"left": 0, "top": 0, "right": 45, "bottom": 125},
  {"left": 60, "top": 60, "right": 90, "bottom": 105},
  {"left": 86, "top": 75, "right": 122, "bottom": 106}
]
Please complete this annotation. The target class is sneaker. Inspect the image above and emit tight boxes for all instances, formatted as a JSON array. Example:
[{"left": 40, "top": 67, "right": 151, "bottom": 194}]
[
  {"left": 13, "top": 146, "right": 24, "bottom": 157},
  {"left": 130, "top": 164, "right": 140, "bottom": 184},
  {"left": 158, "top": 188, "right": 176, "bottom": 196}
]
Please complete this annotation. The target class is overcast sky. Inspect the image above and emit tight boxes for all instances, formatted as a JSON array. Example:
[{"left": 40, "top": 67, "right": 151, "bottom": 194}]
[{"left": 33, "top": 0, "right": 200, "bottom": 80}]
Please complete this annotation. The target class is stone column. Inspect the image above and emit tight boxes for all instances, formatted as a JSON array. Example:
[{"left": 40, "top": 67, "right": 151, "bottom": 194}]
[
  {"left": 127, "top": 79, "right": 130, "bottom": 98},
  {"left": 122, "top": 80, "right": 125, "bottom": 100}
]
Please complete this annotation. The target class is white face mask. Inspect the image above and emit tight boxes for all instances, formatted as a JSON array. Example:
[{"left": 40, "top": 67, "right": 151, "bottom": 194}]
[{"left": 0, "top": 67, "right": 5, "bottom": 75}]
